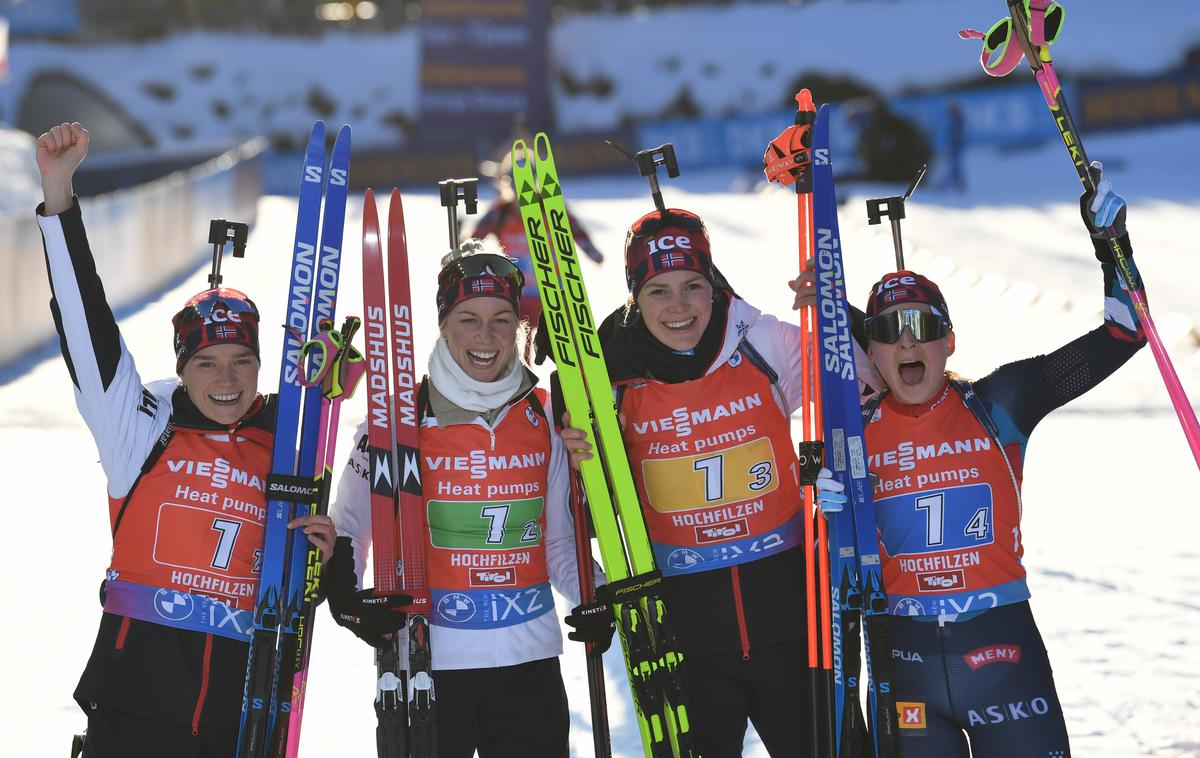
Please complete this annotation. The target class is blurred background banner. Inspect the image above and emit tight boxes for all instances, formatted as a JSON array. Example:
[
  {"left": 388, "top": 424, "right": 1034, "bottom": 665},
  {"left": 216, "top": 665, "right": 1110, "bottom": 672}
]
[{"left": 417, "top": 0, "right": 550, "bottom": 148}]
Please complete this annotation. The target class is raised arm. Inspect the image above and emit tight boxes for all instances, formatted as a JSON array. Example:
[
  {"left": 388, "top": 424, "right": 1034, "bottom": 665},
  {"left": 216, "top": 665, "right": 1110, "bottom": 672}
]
[
  {"left": 976, "top": 177, "right": 1146, "bottom": 436},
  {"left": 35, "top": 122, "right": 171, "bottom": 499}
]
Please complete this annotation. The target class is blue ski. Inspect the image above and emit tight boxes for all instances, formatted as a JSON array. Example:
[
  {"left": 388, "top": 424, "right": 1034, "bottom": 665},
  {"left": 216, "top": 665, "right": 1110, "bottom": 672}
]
[
  {"left": 237, "top": 122, "right": 353, "bottom": 758},
  {"left": 267, "top": 124, "right": 352, "bottom": 756},
  {"left": 812, "top": 104, "right": 897, "bottom": 757}
]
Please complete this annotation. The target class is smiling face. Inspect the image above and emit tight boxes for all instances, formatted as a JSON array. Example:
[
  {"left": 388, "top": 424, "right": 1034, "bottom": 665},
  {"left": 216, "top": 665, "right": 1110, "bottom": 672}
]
[
  {"left": 867, "top": 303, "right": 955, "bottom": 406},
  {"left": 441, "top": 296, "right": 519, "bottom": 382},
  {"left": 178, "top": 343, "right": 261, "bottom": 425},
  {"left": 635, "top": 270, "right": 714, "bottom": 352}
]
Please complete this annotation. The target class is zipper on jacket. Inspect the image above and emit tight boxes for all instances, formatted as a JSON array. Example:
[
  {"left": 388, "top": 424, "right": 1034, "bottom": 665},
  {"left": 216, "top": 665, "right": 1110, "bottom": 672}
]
[
  {"left": 730, "top": 566, "right": 751, "bottom": 661},
  {"left": 191, "top": 633, "right": 214, "bottom": 736},
  {"left": 114, "top": 616, "right": 131, "bottom": 650}
]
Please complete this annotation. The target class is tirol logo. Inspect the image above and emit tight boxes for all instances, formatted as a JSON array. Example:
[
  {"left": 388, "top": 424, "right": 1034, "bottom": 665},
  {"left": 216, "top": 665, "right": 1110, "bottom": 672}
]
[
  {"left": 154, "top": 589, "right": 195, "bottom": 622},
  {"left": 963, "top": 644, "right": 1022, "bottom": 671},
  {"left": 896, "top": 701, "right": 927, "bottom": 729},
  {"left": 694, "top": 518, "right": 749, "bottom": 544},
  {"left": 437, "top": 593, "right": 476, "bottom": 623},
  {"left": 470, "top": 568, "right": 516, "bottom": 588},
  {"left": 917, "top": 569, "right": 965, "bottom": 593}
]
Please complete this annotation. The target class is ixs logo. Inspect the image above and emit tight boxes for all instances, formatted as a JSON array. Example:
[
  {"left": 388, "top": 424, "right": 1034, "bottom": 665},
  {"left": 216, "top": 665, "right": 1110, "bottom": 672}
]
[
  {"left": 895, "top": 701, "right": 926, "bottom": 730},
  {"left": 967, "top": 697, "right": 1052, "bottom": 726},
  {"left": 694, "top": 519, "right": 749, "bottom": 544},
  {"left": 470, "top": 568, "right": 516, "bottom": 588},
  {"left": 917, "top": 569, "right": 965, "bottom": 593},
  {"left": 963, "top": 644, "right": 1022, "bottom": 671}
]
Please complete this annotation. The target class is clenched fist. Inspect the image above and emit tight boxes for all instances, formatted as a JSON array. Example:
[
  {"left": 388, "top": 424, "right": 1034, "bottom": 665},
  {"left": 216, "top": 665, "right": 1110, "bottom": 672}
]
[{"left": 36, "top": 122, "right": 89, "bottom": 215}]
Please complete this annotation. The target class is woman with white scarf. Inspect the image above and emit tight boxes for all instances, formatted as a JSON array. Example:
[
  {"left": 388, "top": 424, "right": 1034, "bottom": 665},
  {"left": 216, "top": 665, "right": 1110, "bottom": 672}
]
[{"left": 328, "top": 240, "right": 583, "bottom": 758}]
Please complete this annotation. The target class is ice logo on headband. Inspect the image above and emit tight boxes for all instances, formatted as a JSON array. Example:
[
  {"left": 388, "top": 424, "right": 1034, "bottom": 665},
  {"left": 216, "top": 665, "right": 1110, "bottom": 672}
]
[
  {"left": 646, "top": 233, "right": 693, "bottom": 255},
  {"left": 205, "top": 307, "right": 245, "bottom": 325},
  {"left": 875, "top": 273, "right": 919, "bottom": 296}
]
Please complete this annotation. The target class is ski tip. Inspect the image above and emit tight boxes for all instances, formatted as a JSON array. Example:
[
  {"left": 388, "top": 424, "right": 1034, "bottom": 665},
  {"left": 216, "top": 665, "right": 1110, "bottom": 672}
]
[
  {"left": 511, "top": 139, "right": 529, "bottom": 169},
  {"left": 364, "top": 187, "right": 375, "bottom": 203},
  {"left": 534, "top": 131, "right": 552, "bottom": 160},
  {"left": 389, "top": 187, "right": 402, "bottom": 206}
]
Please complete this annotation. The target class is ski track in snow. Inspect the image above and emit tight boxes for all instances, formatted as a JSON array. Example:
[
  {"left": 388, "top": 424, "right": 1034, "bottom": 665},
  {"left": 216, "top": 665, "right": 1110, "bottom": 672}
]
[{"left": 3, "top": 130, "right": 1200, "bottom": 756}]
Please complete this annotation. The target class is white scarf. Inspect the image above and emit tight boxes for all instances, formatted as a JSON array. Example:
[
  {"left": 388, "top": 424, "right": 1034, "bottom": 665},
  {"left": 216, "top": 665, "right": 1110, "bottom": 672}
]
[{"left": 427, "top": 336, "right": 524, "bottom": 413}]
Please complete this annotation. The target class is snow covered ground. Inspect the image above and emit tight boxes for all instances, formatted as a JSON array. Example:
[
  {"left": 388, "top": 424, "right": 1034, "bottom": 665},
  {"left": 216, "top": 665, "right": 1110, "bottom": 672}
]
[{"left": 2, "top": 118, "right": 1199, "bottom": 756}]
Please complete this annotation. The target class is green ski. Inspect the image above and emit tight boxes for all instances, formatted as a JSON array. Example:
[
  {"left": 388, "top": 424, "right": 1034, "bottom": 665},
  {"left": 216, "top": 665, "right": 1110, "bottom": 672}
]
[{"left": 512, "top": 133, "right": 697, "bottom": 758}]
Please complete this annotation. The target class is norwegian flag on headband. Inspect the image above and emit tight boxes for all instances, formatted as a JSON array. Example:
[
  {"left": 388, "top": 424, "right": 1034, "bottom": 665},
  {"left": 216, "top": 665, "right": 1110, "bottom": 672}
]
[
  {"left": 865, "top": 270, "right": 951, "bottom": 323},
  {"left": 655, "top": 251, "right": 689, "bottom": 269},
  {"left": 437, "top": 274, "right": 520, "bottom": 321}
]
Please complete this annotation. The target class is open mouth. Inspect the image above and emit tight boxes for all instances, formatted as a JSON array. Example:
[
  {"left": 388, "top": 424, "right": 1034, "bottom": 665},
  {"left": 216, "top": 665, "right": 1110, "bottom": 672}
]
[
  {"left": 898, "top": 360, "right": 926, "bottom": 386},
  {"left": 208, "top": 391, "right": 243, "bottom": 406},
  {"left": 663, "top": 317, "right": 696, "bottom": 332},
  {"left": 467, "top": 350, "right": 499, "bottom": 368}
]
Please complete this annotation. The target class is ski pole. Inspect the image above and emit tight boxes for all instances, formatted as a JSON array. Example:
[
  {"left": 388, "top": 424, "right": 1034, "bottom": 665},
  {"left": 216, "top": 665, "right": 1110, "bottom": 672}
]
[
  {"left": 763, "top": 88, "right": 837, "bottom": 758},
  {"left": 964, "top": 0, "right": 1200, "bottom": 469},
  {"left": 551, "top": 371, "right": 613, "bottom": 758}
]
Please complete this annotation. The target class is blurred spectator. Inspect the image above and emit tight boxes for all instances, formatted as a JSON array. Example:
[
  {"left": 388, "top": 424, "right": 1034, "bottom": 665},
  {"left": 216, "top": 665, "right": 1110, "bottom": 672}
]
[{"left": 848, "top": 96, "right": 932, "bottom": 184}]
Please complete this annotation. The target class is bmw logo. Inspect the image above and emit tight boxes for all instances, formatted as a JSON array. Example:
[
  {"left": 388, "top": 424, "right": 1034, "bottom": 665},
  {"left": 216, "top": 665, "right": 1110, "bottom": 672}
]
[
  {"left": 154, "top": 589, "right": 195, "bottom": 622},
  {"left": 437, "top": 593, "right": 476, "bottom": 623},
  {"left": 894, "top": 598, "right": 925, "bottom": 617},
  {"left": 667, "top": 549, "right": 703, "bottom": 570}
]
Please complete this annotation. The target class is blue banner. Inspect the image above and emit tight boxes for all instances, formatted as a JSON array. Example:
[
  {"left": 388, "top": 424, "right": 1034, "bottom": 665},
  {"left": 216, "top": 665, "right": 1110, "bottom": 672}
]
[
  {"left": 3, "top": 0, "right": 80, "bottom": 37},
  {"left": 1077, "top": 69, "right": 1200, "bottom": 132},
  {"left": 418, "top": 0, "right": 550, "bottom": 146}
]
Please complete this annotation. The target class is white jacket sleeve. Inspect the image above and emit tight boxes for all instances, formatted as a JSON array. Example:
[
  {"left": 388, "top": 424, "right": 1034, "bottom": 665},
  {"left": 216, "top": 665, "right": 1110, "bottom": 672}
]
[
  {"left": 543, "top": 426, "right": 585, "bottom": 608},
  {"left": 330, "top": 417, "right": 374, "bottom": 586},
  {"left": 38, "top": 201, "right": 172, "bottom": 499},
  {"left": 748, "top": 309, "right": 879, "bottom": 414}
]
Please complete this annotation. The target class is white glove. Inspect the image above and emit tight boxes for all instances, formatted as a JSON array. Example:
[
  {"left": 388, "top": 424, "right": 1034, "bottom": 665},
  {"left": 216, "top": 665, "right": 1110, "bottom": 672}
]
[{"left": 814, "top": 467, "right": 847, "bottom": 514}]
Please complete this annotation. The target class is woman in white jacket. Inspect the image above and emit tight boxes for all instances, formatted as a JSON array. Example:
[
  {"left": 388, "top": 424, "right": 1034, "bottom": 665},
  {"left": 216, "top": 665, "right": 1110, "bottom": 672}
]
[{"left": 327, "top": 240, "right": 583, "bottom": 758}]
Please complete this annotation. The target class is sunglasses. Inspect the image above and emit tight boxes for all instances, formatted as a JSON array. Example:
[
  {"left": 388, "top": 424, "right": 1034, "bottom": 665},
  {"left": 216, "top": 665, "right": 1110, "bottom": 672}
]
[
  {"left": 438, "top": 252, "right": 525, "bottom": 290},
  {"left": 964, "top": 0, "right": 1063, "bottom": 77},
  {"left": 865, "top": 309, "right": 952, "bottom": 344}
]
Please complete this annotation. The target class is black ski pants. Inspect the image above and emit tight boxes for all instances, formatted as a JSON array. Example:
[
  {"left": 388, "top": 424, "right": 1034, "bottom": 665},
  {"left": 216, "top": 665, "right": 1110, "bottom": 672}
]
[
  {"left": 80, "top": 702, "right": 236, "bottom": 758},
  {"left": 687, "top": 640, "right": 814, "bottom": 758},
  {"left": 435, "top": 656, "right": 570, "bottom": 758}
]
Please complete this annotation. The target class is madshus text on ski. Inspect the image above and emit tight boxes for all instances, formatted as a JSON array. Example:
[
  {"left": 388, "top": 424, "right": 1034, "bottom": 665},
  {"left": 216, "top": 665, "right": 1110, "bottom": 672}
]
[{"left": 36, "top": 2, "right": 1190, "bottom": 755}]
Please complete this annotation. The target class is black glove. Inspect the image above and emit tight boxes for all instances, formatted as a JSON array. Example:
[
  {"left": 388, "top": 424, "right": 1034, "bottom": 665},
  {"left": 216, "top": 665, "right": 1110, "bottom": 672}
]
[
  {"left": 328, "top": 589, "right": 412, "bottom": 648},
  {"left": 324, "top": 536, "right": 412, "bottom": 648},
  {"left": 565, "top": 584, "right": 616, "bottom": 654}
]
